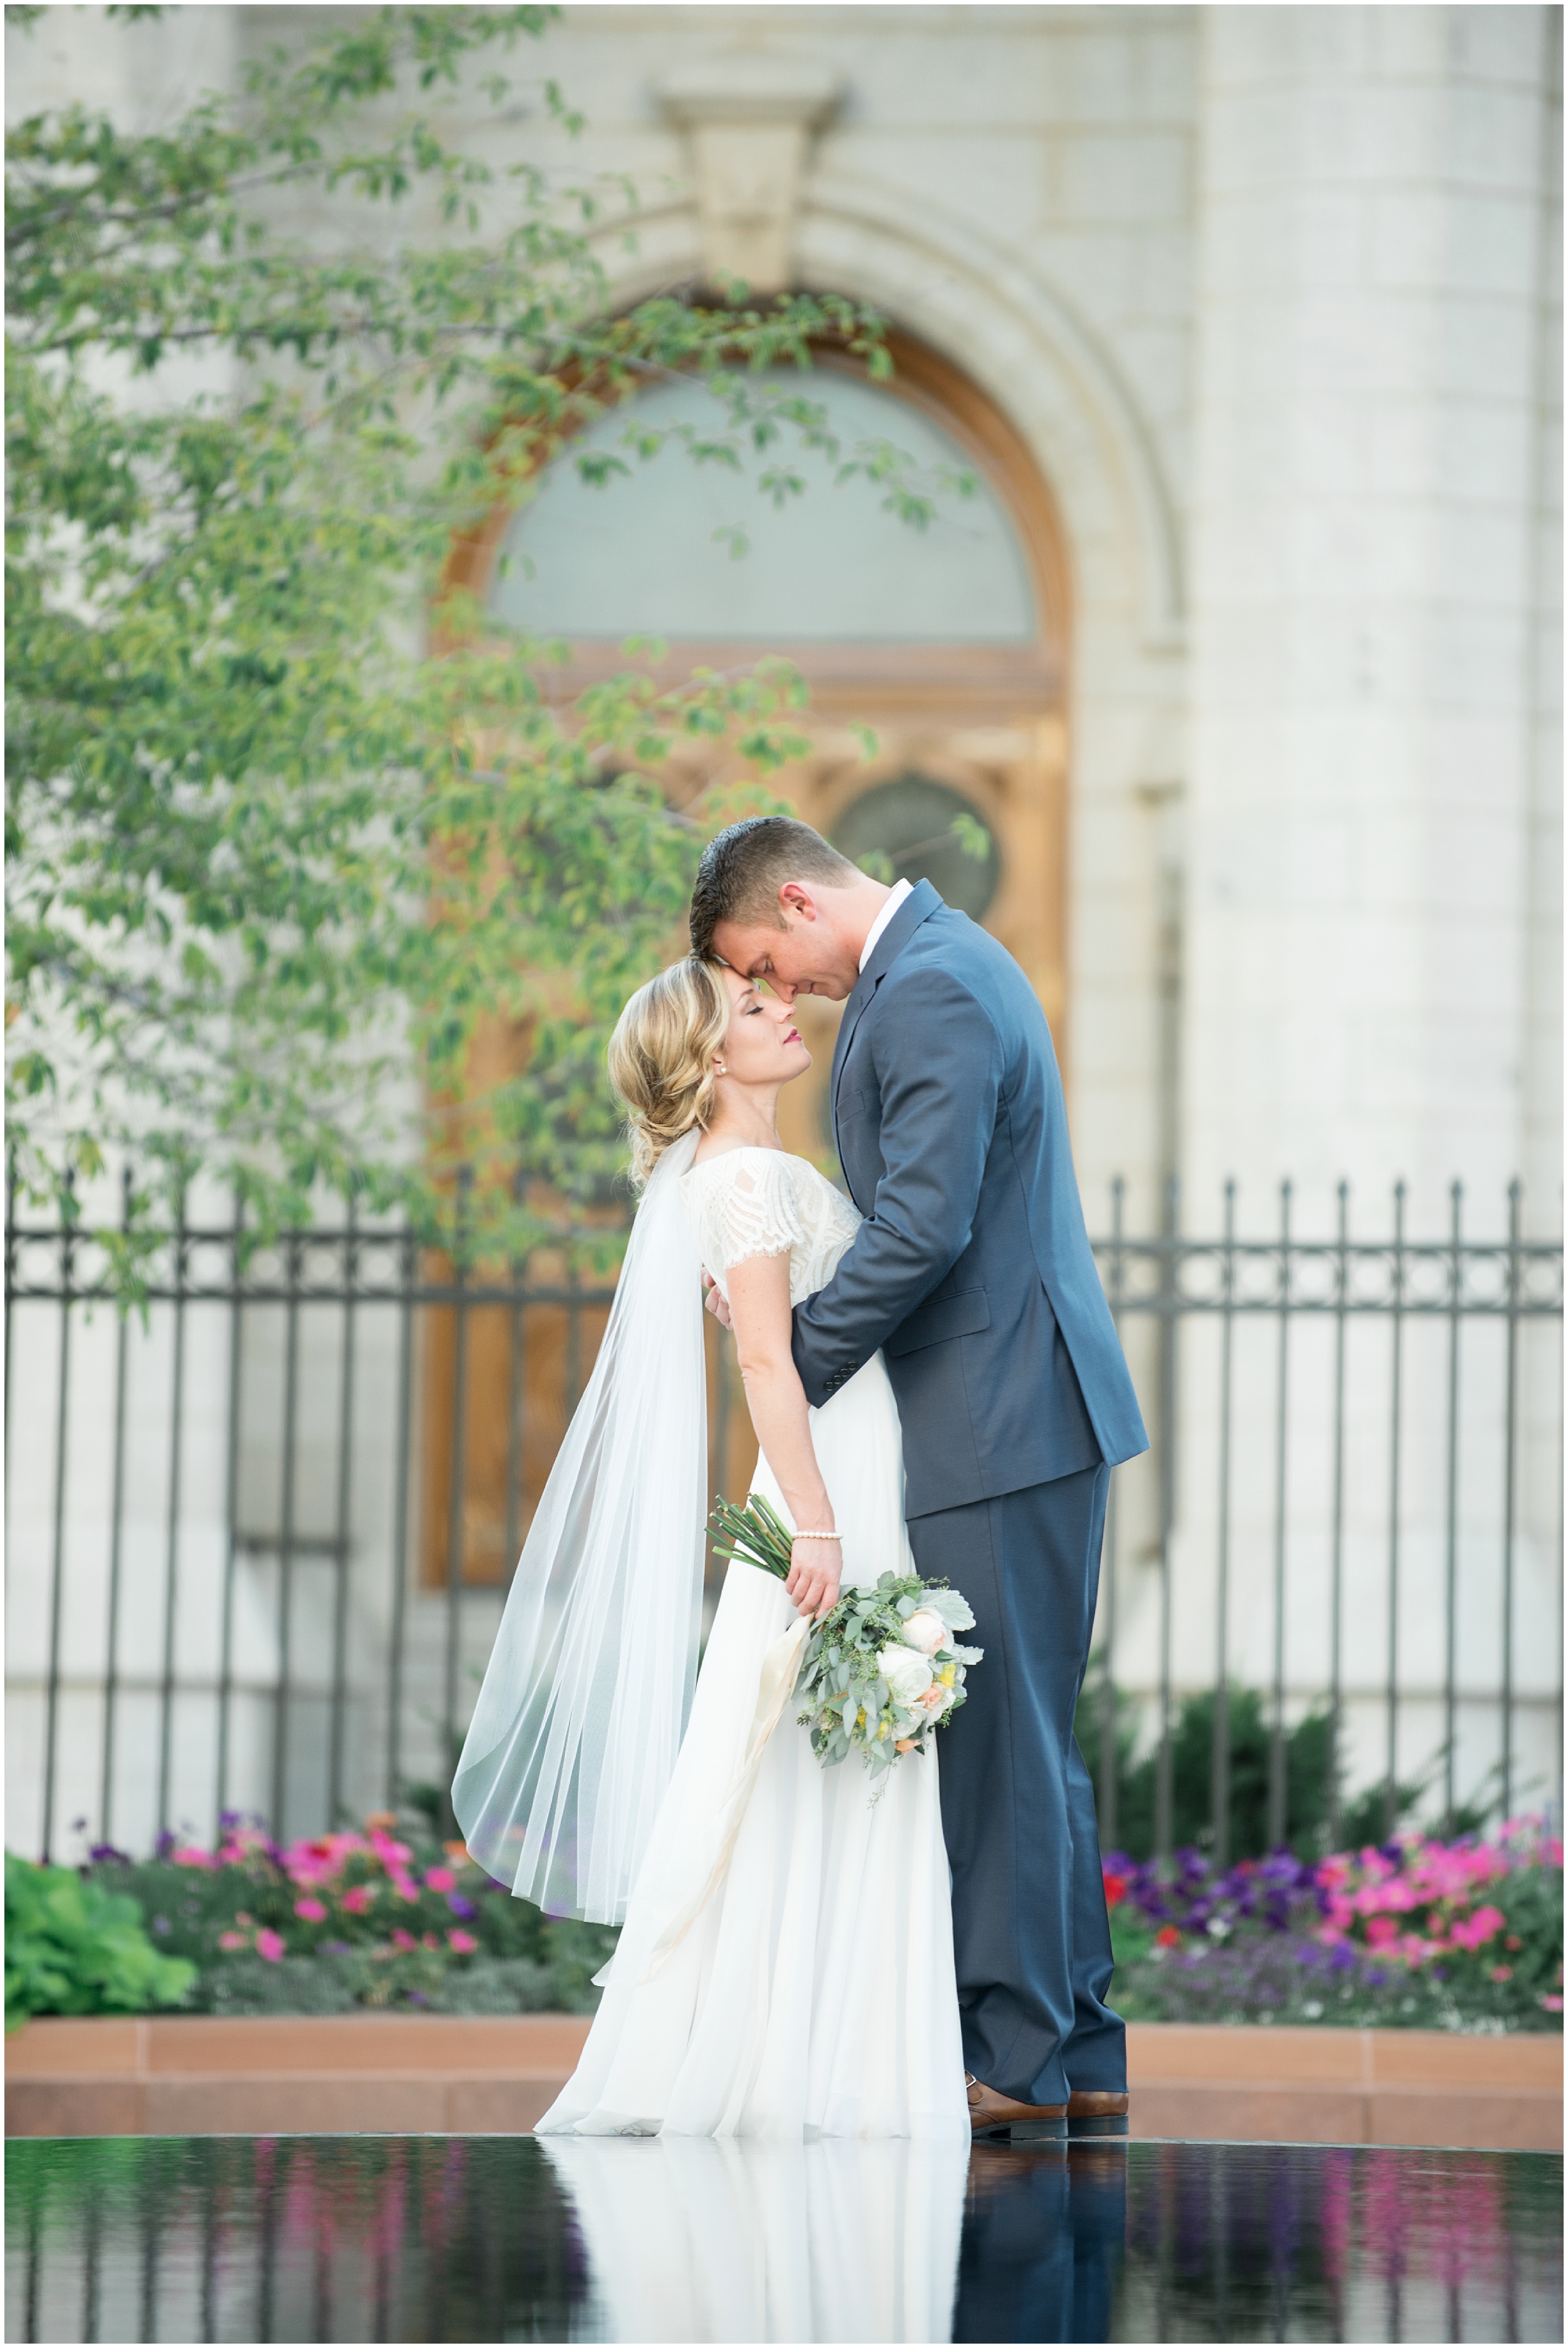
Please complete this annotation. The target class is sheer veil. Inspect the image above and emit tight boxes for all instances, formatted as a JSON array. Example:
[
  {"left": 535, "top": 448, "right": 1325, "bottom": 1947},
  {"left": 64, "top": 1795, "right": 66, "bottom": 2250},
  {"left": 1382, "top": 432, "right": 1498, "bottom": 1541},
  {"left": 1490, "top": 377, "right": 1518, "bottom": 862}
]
[{"left": 452, "top": 1125, "right": 707, "bottom": 1923}]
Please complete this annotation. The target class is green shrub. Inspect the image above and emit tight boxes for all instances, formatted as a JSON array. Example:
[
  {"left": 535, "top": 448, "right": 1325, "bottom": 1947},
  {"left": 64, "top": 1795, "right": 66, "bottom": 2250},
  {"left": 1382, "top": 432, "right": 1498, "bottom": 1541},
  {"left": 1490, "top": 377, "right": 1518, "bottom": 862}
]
[
  {"left": 5, "top": 1852, "right": 196, "bottom": 2032},
  {"left": 1076, "top": 1681, "right": 1438, "bottom": 1862}
]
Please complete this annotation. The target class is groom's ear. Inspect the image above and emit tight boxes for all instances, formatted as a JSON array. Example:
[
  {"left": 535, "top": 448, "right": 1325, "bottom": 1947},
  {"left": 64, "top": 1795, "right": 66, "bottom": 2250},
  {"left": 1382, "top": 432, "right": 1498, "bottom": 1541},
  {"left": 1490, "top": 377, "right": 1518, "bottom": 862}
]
[{"left": 778, "top": 881, "right": 818, "bottom": 924}]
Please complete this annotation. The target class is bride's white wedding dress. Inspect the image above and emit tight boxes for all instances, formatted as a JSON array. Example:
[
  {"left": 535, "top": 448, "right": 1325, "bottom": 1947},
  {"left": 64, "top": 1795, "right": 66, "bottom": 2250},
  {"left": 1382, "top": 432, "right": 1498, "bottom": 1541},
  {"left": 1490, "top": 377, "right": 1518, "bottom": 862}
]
[{"left": 537, "top": 1146, "right": 967, "bottom": 2140}]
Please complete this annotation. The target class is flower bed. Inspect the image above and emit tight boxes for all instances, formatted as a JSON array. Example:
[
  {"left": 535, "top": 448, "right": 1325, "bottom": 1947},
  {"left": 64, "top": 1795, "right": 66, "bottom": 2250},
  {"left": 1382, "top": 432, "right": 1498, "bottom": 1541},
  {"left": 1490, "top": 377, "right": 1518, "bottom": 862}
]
[
  {"left": 9, "top": 1811, "right": 1562, "bottom": 2034},
  {"left": 12, "top": 1816, "right": 617, "bottom": 2025},
  {"left": 1104, "top": 1819, "right": 1564, "bottom": 2034}
]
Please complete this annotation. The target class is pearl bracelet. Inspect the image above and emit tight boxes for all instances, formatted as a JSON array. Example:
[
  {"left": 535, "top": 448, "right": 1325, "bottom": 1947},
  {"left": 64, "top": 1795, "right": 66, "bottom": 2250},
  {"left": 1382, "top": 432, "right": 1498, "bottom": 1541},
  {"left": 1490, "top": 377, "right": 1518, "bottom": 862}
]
[{"left": 791, "top": 1528, "right": 841, "bottom": 1541}]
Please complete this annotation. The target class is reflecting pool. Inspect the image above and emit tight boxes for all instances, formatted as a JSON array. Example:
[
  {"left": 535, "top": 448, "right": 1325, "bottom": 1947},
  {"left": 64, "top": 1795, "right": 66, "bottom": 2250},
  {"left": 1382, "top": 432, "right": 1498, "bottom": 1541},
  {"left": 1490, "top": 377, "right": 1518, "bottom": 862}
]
[{"left": 6, "top": 2133, "right": 1562, "bottom": 2343}]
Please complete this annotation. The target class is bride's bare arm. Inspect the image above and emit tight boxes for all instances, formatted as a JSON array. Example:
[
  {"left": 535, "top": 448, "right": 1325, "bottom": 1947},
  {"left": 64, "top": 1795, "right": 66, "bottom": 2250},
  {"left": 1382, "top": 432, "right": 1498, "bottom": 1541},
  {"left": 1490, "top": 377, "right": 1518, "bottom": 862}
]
[{"left": 726, "top": 1249, "right": 842, "bottom": 1619}]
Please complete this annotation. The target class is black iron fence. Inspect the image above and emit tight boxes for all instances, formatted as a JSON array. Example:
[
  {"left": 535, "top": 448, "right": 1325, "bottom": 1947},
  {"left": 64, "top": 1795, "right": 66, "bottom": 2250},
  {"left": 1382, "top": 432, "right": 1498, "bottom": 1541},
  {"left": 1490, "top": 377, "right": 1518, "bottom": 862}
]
[{"left": 5, "top": 1173, "right": 1561, "bottom": 1865}]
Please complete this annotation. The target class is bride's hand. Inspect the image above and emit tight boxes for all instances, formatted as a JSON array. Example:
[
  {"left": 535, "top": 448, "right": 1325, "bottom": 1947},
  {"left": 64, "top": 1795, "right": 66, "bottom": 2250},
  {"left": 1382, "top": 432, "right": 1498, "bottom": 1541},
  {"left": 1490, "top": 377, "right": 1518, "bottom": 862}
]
[
  {"left": 786, "top": 1534, "right": 842, "bottom": 1622},
  {"left": 702, "top": 1270, "right": 733, "bottom": 1331}
]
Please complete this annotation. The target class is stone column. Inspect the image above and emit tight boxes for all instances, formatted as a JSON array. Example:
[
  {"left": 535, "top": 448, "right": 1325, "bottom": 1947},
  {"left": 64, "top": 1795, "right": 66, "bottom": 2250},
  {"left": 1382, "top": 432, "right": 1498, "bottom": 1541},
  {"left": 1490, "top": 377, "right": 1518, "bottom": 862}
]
[
  {"left": 1184, "top": 4, "right": 1560, "bottom": 1231},
  {"left": 1172, "top": 8, "right": 1561, "bottom": 1820}
]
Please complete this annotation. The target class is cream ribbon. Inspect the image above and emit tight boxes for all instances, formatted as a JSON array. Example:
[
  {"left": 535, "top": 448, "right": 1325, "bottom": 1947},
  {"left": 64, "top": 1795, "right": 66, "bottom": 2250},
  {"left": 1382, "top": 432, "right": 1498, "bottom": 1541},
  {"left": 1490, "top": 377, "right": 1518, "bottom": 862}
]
[{"left": 638, "top": 1612, "right": 812, "bottom": 1979}]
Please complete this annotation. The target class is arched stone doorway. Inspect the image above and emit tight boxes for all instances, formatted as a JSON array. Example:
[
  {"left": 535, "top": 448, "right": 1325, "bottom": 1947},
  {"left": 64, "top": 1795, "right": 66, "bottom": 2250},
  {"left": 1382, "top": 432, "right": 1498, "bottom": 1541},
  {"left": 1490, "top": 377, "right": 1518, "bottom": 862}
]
[
  {"left": 482, "top": 331, "right": 1072, "bottom": 1149},
  {"left": 425, "top": 334, "right": 1074, "bottom": 1583}
]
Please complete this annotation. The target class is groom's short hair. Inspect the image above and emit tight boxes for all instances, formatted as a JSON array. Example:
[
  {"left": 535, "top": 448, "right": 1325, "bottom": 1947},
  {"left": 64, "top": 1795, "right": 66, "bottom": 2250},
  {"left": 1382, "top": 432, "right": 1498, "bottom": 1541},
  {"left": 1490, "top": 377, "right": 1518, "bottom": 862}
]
[{"left": 690, "top": 817, "right": 860, "bottom": 960}]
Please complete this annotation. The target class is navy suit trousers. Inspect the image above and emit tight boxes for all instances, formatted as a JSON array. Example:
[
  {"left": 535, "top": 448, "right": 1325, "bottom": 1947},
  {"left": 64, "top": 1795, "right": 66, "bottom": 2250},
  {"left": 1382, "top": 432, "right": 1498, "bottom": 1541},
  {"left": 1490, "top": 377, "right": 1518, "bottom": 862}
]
[{"left": 908, "top": 1464, "right": 1125, "bottom": 2108}]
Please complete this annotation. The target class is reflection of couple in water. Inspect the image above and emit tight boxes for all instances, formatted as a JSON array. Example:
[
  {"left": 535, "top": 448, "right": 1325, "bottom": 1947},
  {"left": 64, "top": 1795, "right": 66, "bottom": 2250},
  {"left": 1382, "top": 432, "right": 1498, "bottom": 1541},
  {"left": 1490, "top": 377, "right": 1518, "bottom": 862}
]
[{"left": 539, "top": 2132, "right": 1127, "bottom": 2344}]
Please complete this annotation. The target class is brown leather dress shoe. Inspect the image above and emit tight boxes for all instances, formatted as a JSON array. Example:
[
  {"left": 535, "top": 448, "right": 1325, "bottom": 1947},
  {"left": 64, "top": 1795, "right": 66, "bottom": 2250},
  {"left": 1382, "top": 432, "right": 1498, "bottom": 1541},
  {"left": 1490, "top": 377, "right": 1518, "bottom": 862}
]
[
  {"left": 966, "top": 2073, "right": 1068, "bottom": 2142},
  {"left": 1067, "top": 2089, "right": 1130, "bottom": 2138}
]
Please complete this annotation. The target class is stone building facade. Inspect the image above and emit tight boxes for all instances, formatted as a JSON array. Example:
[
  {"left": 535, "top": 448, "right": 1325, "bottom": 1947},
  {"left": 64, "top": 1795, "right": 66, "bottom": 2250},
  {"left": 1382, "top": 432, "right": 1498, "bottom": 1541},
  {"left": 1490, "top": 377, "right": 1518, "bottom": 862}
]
[{"left": 6, "top": 6, "right": 1561, "bottom": 1851}]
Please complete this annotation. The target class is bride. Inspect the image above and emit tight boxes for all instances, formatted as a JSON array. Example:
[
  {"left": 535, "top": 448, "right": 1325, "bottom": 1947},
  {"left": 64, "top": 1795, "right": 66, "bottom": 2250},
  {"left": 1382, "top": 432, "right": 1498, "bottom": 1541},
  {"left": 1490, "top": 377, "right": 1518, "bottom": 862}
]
[{"left": 453, "top": 954, "right": 967, "bottom": 2140}]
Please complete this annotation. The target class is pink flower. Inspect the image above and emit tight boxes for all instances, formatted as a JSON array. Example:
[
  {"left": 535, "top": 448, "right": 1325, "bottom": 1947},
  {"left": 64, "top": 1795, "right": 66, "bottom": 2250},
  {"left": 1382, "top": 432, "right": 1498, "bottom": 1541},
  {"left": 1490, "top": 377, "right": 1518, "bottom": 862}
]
[
  {"left": 217, "top": 1930, "right": 248, "bottom": 1952},
  {"left": 390, "top": 1928, "right": 418, "bottom": 1952},
  {"left": 294, "top": 1896, "right": 327, "bottom": 1923},
  {"left": 391, "top": 1874, "right": 419, "bottom": 1903},
  {"left": 421, "top": 1932, "right": 440, "bottom": 1952},
  {"left": 369, "top": 1830, "right": 413, "bottom": 1867},
  {"left": 447, "top": 1930, "right": 479, "bottom": 1955},
  {"left": 1540, "top": 1995, "right": 1563, "bottom": 2012},
  {"left": 1364, "top": 1915, "right": 1399, "bottom": 1948},
  {"left": 1452, "top": 1904, "right": 1506, "bottom": 1952},
  {"left": 1491, "top": 1965, "right": 1513, "bottom": 1983},
  {"left": 172, "top": 1846, "right": 215, "bottom": 1868},
  {"left": 341, "top": 1884, "right": 373, "bottom": 1915},
  {"left": 255, "top": 1928, "right": 286, "bottom": 1963},
  {"left": 423, "top": 1867, "right": 457, "bottom": 1895}
]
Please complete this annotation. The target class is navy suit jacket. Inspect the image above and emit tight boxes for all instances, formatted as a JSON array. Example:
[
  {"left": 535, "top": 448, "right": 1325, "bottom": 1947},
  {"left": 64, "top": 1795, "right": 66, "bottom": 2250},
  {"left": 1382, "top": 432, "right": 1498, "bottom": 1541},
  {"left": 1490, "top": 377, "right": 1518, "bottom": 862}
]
[{"left": 791, "top": 880, "right": 1148, "bottom": 1519}]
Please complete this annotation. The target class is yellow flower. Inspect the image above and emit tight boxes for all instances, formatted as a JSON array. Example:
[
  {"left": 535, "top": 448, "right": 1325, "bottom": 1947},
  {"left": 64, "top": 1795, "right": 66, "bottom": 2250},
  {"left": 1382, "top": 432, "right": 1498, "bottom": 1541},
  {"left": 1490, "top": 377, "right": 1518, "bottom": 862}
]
[{"left": 938, "top": 1663, "right": 956, "bottom": 1687}]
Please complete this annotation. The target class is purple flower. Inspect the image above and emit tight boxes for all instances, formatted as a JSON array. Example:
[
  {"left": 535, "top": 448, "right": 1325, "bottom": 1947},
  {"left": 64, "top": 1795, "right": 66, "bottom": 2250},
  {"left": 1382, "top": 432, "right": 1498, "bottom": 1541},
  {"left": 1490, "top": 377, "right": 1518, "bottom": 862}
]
[{"left": 446, "top": 1893, "right": 479, "bottom": 1919}]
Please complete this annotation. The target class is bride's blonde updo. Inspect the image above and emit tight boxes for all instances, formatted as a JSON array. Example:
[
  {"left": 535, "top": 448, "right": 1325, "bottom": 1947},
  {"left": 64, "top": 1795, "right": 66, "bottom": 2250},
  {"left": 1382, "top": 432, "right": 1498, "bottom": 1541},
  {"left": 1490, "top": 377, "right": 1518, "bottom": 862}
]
[{"left": 607, "top": 955, "right": 730, "bottom": 1185}]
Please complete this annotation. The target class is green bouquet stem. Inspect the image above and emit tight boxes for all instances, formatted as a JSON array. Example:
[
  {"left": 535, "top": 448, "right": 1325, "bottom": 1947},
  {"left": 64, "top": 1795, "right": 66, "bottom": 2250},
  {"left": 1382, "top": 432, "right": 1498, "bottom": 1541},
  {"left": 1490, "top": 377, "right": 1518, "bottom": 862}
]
[{"left": 709, "top": 1492, "right": 800, "bottom": 1581}]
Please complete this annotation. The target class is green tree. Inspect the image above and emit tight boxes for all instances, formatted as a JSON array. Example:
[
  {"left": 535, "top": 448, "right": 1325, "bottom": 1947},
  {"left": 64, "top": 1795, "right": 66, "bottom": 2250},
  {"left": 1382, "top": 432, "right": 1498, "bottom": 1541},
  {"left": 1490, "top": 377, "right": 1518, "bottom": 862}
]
[{"left": 6, "top": 5, "right": 955, "bottom": 1265}]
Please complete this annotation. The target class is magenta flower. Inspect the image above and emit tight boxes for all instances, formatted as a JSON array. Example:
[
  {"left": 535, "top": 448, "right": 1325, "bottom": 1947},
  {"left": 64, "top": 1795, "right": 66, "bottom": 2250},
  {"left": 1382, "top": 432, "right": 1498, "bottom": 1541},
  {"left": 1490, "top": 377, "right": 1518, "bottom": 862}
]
[
  {"left": 423, "top": 1867, "right": 457, "bottom": 1894},
  {"left": 255, "top": 1928, "right": 286, "bottom": 1962},
  {"left": 217, "top": 1929, "right": 248, "bottom": 1952},
  {"left": 294, "top": 1896, "right": 327, "bottom": 1923},
  {"left": 341, "top": 1884, "right": 373, "bottom": 1915},
  {"left": 447, "top": 1930, "right": 479, "bottom": 1955}
]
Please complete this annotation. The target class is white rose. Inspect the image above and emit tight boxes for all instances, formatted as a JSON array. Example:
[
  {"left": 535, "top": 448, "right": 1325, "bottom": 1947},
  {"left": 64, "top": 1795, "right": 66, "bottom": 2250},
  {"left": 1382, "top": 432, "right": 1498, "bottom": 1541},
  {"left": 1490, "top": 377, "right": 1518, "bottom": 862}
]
[
  {"left": 877, "top": 1645, "right": 934, "bottom": 1705},
  {"left": 913, "top": 1682, "right": 954, "bottom": 1720},
  {"left": 901, "top": 1609, "right": 949, "bottom": 1657}
]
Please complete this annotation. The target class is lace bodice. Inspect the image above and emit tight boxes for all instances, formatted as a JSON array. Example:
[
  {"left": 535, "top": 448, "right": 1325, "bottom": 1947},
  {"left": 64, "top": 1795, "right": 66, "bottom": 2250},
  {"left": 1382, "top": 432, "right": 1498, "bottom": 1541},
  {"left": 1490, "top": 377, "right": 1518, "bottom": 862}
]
[{"left": 679, "top": 1145, "right": 862, "bottom": 1306}]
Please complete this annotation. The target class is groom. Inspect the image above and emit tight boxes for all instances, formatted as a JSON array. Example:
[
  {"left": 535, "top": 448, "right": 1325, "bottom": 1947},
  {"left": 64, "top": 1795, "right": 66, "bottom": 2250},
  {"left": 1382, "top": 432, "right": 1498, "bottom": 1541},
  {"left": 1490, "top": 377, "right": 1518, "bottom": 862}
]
[{"left": 691, "top": 816, "right": 1148, "bottom": 2142}]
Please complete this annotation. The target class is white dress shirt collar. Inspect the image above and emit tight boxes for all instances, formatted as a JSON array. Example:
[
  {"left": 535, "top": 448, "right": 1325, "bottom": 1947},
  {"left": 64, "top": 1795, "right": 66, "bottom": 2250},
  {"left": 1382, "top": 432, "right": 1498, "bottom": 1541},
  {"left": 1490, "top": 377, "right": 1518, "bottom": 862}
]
[{"left": 858, "top": 876, "right": 914, "bottom": 972}]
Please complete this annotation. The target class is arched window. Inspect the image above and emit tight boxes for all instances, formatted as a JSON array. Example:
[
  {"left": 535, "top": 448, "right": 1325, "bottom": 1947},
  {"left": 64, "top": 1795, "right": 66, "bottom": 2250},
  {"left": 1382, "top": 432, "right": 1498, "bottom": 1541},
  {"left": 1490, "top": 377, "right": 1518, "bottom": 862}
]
[
  {"left": 474, "top": 332, "right": 1070, "bottom": 1130},
  {"left": 488, "top": 366, "right": 1036, "bottom": 646}
]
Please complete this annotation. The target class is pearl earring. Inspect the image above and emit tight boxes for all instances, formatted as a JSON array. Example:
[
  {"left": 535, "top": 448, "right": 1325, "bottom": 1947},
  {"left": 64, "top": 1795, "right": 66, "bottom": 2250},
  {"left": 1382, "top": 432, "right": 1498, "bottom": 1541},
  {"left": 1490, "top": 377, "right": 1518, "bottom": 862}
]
[{"left": 714, "top": 1061, "right": 726, "bottom": 1076}]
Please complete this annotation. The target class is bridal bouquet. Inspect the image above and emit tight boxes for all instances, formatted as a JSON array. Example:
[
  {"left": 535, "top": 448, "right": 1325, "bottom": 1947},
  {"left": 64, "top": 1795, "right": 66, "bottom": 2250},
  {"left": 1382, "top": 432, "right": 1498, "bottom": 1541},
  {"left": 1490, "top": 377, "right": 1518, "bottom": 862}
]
[{"left": 710, "top": 1494, "right": 983, "bottom": 1780}]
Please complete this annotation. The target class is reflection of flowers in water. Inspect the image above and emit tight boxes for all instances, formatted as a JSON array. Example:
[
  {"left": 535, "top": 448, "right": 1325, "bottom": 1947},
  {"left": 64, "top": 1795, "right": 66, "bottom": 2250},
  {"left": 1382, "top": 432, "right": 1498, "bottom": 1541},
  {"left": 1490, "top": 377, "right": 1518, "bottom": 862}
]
[{"left": 1126, "top": 2141, "right": 1542, "bottom": 2342}]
